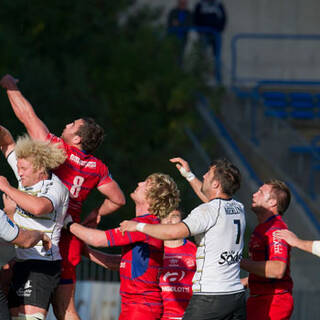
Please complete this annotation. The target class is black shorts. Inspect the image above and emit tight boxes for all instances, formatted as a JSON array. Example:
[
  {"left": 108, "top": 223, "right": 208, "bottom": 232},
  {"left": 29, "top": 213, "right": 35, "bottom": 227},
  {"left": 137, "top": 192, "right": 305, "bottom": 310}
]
[
  {"left": 8, "top": 259, "right": 61, "bottom": 310},
  {"left": 183, "top": 292, "right": 246, "bottom": 320}
]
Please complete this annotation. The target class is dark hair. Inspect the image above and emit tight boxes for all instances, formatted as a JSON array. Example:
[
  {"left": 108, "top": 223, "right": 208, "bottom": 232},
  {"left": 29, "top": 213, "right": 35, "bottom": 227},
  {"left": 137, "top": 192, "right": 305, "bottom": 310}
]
[
  {"left": 76, "top": 118, "right": 105, "bottom": 154},
  {"left": 265, "top": 179, "right": 291, "bottom": 215},
  {"left": 211, "top": 159, "right": 241, "bottom": 196}
]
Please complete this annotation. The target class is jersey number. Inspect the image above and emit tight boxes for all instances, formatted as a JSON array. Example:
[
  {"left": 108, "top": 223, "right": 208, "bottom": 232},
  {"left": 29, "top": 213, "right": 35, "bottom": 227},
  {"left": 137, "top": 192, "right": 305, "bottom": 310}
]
[
  {"left": 233, "top": 219, "right": 241, "bottom": 244},
  {"left": 70, "top": 176, "right": 85, "bottom": 198}
]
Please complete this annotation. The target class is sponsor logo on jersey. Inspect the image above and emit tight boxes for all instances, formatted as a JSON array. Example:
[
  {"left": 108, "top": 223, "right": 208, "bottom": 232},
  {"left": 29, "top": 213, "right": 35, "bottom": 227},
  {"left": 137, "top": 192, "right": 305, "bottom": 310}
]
[
  {"left": 17, "top": 280, "right": 32, "bottom": 297},
  {"left": 70, "top": 154, "right": 96, "bottom": 168},
  {"left": 272, "top": 231, "right": 283, "bottom": 254},
  {"left": 225, "top": 203, "right": 243, "bottom": 215},
  {"left": 161, "top": 286, "right": 190, "bottom": 293},
  {"left": 168, "top": 258, "right": 179, "bottom": 266},
  {"left": 218, "top": 250, "right": 242, "bottom": 265},
  {"left": 163, "top": 271, "right": 185, "bottom": 282}
]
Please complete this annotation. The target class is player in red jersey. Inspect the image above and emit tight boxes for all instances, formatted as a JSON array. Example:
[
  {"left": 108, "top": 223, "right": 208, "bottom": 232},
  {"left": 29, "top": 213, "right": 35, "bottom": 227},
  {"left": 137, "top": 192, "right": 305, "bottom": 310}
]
[
  {"left": 0, "top": 74, "right": 126, "bottom": 320},
  {"left": 160, "top": 209, "right": 196, "bottom": 320},
  {"left": 241, "top": 180, "right": 294, "bottom": 320},
  {"left": 66, "top": 173, "right": 181, "bottom": 319}
]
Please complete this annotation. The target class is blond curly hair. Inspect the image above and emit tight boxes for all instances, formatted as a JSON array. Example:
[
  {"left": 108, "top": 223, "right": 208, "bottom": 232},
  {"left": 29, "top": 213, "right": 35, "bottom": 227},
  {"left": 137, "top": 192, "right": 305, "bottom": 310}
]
[
  {"left": 145, "top": 173, "right": 181, "bottom": 220},
  {"left": 15, "top": 135, "right": 66, "bottom": 173}
]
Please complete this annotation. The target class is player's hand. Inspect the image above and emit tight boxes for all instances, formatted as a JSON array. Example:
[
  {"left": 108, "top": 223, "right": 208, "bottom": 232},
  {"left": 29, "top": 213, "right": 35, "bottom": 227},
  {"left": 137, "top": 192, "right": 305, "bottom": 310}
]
[
  {"left": 41, "top": 233, "right": 52, "bottom": 251},
  {"left": 274, "top": 229, "right": 299, "bottom": 247},
  {"left": 82, "top": 208, "right": 101, "bottom": 228},
  {"left": 2, "top": 193, "right": 16, "bottom": 216},
  {"left": 119, "top": 220, "right": 138, "bottom": 234},
  {"left": 170, "top": 157, "right": 191, "bottom": 172},
  {"left": 0, "top": 74, "right": 19, "bottom": 90},
  {"left": 240, "top": 277, "right": 248, "bottom": 288},
  {"left": 0, "top": 176, "right": 11, "bottom": 192}
]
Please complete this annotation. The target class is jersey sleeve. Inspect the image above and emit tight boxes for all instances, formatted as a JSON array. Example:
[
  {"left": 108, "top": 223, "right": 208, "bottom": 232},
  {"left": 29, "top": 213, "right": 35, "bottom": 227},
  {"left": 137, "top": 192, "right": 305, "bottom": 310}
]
[
  {"left": 97, "top": 162, "right": 113, "bottom": 187},
  {"left": 46, "top": 133, "right": 67, "bottom": 151},
  {"left": 266, "top": 228, "right": 290, "bottom": 263},
  {"left": 7, "top": 151, "right": 19, "bottom": 181},
  {"left": 0, "top": 209, "right": 19, "bottom": 242},
  {"left": 183, "top": 202, "right": 219, "bottom": 236},
  {"left": 105, "top": 227, "right": 148, "bottom": 247},
  {"left": 38, "top": 180, "right": 67, "bottom": 212}
]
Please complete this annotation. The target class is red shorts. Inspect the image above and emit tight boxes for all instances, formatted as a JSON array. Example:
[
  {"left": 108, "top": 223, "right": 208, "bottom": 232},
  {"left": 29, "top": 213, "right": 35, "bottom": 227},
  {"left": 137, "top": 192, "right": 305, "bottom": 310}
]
[
  {"left": 119, "top": 301, "right": 162, "bottom": 320},
  {"left": 59, "top": 229, "right": 84, "bottom": 283},
  {"left": 247, "top": 292, "right": 294, "bottom": 320}
]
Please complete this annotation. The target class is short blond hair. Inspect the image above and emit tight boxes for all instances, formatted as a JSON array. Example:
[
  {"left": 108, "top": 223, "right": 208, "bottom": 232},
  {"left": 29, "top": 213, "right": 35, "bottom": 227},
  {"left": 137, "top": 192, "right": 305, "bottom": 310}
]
[
  {"left": 146, "top": 173, "right": 181, "bottom": 219},
  {"left": 15, "top": 135, "right": 66, "bottom": 172}
]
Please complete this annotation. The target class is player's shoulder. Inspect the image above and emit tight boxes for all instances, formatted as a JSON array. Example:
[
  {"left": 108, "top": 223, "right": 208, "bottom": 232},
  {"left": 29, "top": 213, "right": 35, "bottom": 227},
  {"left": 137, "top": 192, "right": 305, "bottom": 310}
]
[{"left": 185, "top": 240, "right": 197, "bottom": 251}]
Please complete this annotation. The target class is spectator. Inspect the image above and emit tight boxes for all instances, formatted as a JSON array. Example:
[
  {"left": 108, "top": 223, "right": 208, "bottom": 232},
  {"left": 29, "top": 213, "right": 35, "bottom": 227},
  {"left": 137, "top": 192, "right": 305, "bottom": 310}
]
[
  {"left": 241, "top": 180, "right": 294, "bottom": 320},
  {"left": 193, "top": 0, "right": 227, "bottom": 83},
  {"left": 167, "top": 0, "right": 192, "bottom": 52}
]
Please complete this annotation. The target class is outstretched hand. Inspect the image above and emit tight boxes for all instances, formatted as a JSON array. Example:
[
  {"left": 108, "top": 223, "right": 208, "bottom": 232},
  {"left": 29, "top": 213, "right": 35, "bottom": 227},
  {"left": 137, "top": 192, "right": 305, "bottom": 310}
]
[
  {"left": 274, "top": 229, "right": 299, "bottom": 247},
  {"left": 42, "top": 233, "right": 52, "bottom": 251},
  {"left": 0, "top": 74, "right": 19, "bottom": 90},
  {"left": 170, "top": 157, "right": 191, "bottom": 172},
  {"left": 119, "top": 220, "right": 138, "bottom": 234}
]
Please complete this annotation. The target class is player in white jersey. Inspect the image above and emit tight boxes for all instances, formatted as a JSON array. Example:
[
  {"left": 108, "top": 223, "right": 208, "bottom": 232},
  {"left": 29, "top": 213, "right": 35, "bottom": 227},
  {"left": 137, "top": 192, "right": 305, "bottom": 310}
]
[
  {"left": 0, "top": 125, "right": 69, "bottom": 320},
  {"left": 120, "top": 158, "right": 246, "bottom": 319},
  {"left": 0, "top": 208, "right": 52, "bottom": 320}
]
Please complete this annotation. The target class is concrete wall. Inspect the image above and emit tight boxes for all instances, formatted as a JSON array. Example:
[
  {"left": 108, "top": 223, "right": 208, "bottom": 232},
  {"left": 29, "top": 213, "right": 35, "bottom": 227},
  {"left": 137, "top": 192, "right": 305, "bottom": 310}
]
[{"left": 137, "top": 0, "right": 320, "bottom": 85}]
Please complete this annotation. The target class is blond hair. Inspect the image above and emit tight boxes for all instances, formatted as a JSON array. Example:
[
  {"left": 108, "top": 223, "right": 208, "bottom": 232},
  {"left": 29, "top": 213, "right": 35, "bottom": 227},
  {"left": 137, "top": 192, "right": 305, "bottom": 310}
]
[
  {"left": 15, "top": 135, "right": 66, "bottom": 172},
  {"left": 146, "top": 173, "right": 181, "bottom": 219}
]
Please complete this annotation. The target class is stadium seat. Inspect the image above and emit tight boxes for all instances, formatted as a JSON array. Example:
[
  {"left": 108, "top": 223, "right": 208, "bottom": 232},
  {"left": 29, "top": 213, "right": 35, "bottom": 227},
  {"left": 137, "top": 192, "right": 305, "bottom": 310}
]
[
  {"left": 261, "top": 91, "right": 288, "bottom": 119},
  {"left": 289, "top": 92, "right": 315, "bottom": 119}
]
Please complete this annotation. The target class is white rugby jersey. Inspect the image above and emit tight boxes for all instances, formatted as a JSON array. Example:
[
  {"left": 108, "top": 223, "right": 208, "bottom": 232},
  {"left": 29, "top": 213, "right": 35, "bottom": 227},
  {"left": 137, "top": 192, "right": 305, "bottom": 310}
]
[
  {"left": 0, "top": 209, "right": 19, "bottom": 242},
  {"left": 183, "top": 198, "right": 246, "bottom": 295},
  {"left": 7, "top": 152, "right": 69, "bottom": 261}
]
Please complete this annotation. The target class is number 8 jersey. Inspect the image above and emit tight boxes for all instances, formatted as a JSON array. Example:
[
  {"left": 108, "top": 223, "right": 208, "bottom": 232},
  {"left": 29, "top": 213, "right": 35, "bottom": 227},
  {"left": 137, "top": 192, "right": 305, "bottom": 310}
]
[
  {"left": 47, "top": 133, "right": 113, "bottom": 222},
  {"left": 182, "top": 198, "right": 246, "bottom": 294}
]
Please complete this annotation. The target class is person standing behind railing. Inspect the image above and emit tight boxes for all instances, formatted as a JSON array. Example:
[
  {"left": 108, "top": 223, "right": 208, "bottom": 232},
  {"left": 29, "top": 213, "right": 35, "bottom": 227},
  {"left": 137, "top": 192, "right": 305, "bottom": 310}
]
[
  {"left": 167, "top": 0, "right": 193, "bottom": 64},
  {"left": 193, "top": 0, "right": 227, "bottom": 84}
]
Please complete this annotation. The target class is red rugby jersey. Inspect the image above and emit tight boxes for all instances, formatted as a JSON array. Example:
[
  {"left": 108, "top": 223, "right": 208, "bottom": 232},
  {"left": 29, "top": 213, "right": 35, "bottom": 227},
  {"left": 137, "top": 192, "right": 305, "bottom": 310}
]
[
  {"left": 105, "top": 214, "right": 163, "bottom": 307},
  {"left": 47, "top": 133, "right": 112, "bottom": 222},
  {"left": 248, "top": 215, "right": 293, "bottom": 295},
  {"left": 160, "top": 240, "right": 196, "bottom": 320}
]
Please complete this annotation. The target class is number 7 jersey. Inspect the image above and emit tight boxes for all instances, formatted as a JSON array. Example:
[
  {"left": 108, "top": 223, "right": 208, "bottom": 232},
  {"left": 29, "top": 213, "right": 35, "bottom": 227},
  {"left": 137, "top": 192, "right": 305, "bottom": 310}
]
[
  {"left": 183, "top": 198, "right": 246, "bottom": 294},
  {"left": 47, "top": 133, "right": 113, "bottom": 222}
]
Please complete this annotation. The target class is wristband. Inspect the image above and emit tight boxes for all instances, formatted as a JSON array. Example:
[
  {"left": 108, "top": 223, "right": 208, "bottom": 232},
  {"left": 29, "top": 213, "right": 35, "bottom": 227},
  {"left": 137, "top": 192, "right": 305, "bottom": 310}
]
[
  {"left": 179, "top": 167, "right": 195, "bottom": 182},
  {"left": 136, "top": 223, "right": 146, "bottom": 232},
  {"left": 66, "top": 222, "right": 74, "bottom": 233},
  {"left": 312, "top": 240, "right": 320, "bottom": 257}
]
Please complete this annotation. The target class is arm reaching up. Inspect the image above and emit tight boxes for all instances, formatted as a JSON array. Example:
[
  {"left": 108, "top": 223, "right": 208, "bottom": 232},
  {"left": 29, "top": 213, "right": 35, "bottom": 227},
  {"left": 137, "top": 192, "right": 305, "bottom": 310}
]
[
  {"left": 170, "top": 157, "right": 209, "bottom": 202},
  {"left": 0, "top": 74, "right": 49, "bottom": 141},
  {"left": 0, "top": 125, "right": 15, "bottom": 158}
]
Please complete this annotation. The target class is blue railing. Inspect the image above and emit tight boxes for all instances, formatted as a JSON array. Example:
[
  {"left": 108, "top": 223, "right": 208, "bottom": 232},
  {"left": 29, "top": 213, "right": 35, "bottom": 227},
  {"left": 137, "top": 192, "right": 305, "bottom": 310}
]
[{"left": 231, "top": 33, "right": 320, "bottom": 89}]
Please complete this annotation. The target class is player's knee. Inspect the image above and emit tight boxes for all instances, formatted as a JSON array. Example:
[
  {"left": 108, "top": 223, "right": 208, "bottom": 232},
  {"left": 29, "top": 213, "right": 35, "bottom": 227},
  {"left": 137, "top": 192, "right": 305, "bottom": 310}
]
[{"left": 12, "top": 313, "right": 45, "bottom": 320}]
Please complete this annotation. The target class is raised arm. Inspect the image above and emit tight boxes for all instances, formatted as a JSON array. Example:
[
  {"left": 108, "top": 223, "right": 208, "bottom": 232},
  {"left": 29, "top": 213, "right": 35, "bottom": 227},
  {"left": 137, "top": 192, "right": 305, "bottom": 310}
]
[
  {"left": 0, "top": 125, "right": 15, "bottom": 158},
  {"left": 0, "top": 74, "right": 49, "bottom": 140},
  {"left": 170, "top": 157, "right": 209, "bottom": 202},
  {"left": 0, "top": 176, "right": 53, "bottom": 216}
]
